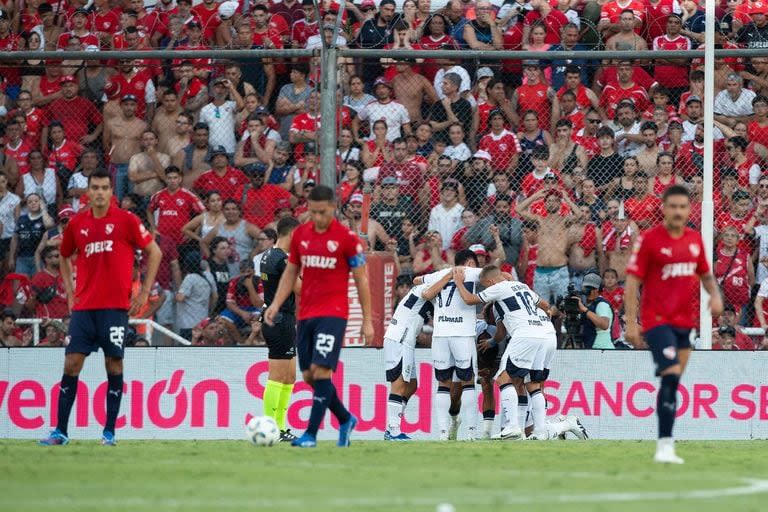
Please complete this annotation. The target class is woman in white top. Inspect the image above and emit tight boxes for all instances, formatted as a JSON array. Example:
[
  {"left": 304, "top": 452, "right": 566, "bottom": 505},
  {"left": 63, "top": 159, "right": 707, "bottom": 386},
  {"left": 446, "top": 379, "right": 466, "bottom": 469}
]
[
  {"left": 16, "top": 150, "right": 61, "bottom": 218},
  {"left": 182, "top": 191, "right": 225, "bottom": 259},
  {"left": 442, "top": 123, "right": 472, "bottom": 168}
]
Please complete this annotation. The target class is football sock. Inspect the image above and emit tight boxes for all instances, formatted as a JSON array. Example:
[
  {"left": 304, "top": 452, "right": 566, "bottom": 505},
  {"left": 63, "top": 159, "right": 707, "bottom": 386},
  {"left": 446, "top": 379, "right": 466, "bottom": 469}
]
[
  {"left": 436, "top": 386, "right": 451, "bottom": 433},
  {"left": 387, "top": 393, "right": 404, "bottom": 436},
  {"left": 326, "top": 382, "right": 351, "bottom": 425},
  {"left": 482, "top": 409, "right": 494, "bottom": 436},
  {"left": 499, "top": 383, "right": 518, "bottom": 429},
  {"left": 263, "top": 380, "right": 282, "bottom": 425},
  {"left": 401, "top": 396, "right": 409, "bottom": 417},
  {"left": 517, "top": 394, "right": 529, "bottom": 431},
  {"left": 277, "top": 382, "right": 294, "bottom": 431},
  {"left": 105, "top": 373, "right": 124, "bottom": 434},
  {"left": 529, "top": 389, "right": 547, "bottom": 435},
  {"left": 657, "top": 373, "right": 680, "bottom": 439},
  {"left": 306, "top": 378, "right": 333, "bottom": 437},
  {"left": 56, "top": 374, "right": 79, "bottom": 436},
  {"left": 460, "top": 384, "right": 477, "bottom": 432}
]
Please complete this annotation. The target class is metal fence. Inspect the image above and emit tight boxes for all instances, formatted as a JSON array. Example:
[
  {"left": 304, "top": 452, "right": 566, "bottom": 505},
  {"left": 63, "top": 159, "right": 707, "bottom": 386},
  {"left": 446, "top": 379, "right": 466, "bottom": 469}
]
[{"left": 0, "top": 1, "right": 765, "bottom": 350}]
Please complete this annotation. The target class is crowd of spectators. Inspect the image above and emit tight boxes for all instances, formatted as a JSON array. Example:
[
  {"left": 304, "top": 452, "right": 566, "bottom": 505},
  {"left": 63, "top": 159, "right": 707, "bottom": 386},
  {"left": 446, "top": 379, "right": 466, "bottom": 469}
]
[{"left": 1, "top": 0, "right": 768, "bottom": 349}]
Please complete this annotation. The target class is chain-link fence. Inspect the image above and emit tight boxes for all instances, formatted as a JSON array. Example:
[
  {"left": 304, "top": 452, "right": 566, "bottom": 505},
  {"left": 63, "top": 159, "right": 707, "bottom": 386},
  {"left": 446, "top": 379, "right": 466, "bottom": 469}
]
[{"left": 0, "top": 1, "right": 765, "bottom": 350}]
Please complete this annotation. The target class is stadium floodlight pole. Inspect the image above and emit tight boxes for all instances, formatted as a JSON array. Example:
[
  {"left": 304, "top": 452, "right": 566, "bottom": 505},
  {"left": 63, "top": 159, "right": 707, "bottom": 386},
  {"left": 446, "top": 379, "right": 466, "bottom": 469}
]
[
  {"left": 700, "top": 1, "right": 716, "bottom": 350},
  {"left": 318, "top": 0, "right": 343, "bottom": 188}
]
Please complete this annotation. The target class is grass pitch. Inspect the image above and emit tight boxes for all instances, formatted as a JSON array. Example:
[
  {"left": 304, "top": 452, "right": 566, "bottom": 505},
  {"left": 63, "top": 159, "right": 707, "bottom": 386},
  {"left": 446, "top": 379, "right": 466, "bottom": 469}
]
[{"left": 2, "top": 439, "right": 767, "bottom": 512}]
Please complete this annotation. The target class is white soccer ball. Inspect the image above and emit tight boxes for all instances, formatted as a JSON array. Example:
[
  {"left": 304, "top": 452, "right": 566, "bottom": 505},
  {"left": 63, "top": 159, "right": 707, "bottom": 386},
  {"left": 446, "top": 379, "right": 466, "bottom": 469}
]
[{"left": 246, "top": 416, "right": 281, "bottom": 446}]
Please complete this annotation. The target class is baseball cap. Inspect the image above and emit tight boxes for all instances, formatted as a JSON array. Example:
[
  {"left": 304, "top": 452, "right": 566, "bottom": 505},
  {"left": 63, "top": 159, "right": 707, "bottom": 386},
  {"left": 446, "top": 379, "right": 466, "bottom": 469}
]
[
  {"left": 243, "top": 162, "right": 267, "bottom": 175},
  {"left": 476, "top": 67, "right": 494, "bottom": 80},
  {"left": 210, "top": 145, "right": 229, "bottom": 157},
  {"left": 543, "top": 171, "right": 558, "bottom": 181},
  {"left": 72, "top": 7, "right": 89, "bottom": 17},
  {"left": 58, "top": 205, "right": 75, "bottom": 219},
  {"left": 60, "top": 75, "right": 77, "bottom": 85},
  {"left": 468, "top": 244, "right": 488, "bottom": 257},
  {"left": 381, "top": 176, "right": 399, "bottom": 186},
  {"left": 582, "top": 273, "right": 602, "bottom": 291},
  {"left": 349, "top": 192, "right": 364, "bottom": 204},
  {"left": 360, "top": 0, "right": 376, "bottom": 9},
  {"left": 686, "top": 95, "right": 702, "bottom": 105},
  {"left": 752, "top": 1, "right": 768, "bottom": 14},
  {"left": 218, "top": 1, "right": 239, "bottom": 19},
  {"left": 441, "top": 179, "right": 460, "bottom": 192},
  {"left": 472, "top": 150, "right": 492, "bottom": 161},
  {"left": 120, "top": 94, "right": 138, "bottom": 103},
  {"left": 374, "top": 76, "right": 393, "bottom": 89}
]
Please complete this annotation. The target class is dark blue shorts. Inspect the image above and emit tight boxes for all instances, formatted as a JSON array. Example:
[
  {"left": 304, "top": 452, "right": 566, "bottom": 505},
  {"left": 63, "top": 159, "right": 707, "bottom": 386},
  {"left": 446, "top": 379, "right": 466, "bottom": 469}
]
[
  {"left": 645, "top": 325, "right": 692, "bottom": 376},
  {"left": 66, "top": 309, "right": 129, "bottom": 359},
  {"left": 296, "top": 316, "right": 347, "bottom": 372}
]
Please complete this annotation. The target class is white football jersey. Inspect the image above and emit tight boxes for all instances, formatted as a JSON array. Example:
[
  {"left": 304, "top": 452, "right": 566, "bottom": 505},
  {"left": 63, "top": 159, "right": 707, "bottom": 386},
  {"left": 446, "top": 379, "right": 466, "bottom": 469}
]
[
  {"left": 384, "top": 284, "right": 433, "bottom": 344},
  {"left": 477, "top": 280, "right": 555, "bottom": 339},
  {"left": 421, "top": 267, "right": 482, "bottom": 337}
]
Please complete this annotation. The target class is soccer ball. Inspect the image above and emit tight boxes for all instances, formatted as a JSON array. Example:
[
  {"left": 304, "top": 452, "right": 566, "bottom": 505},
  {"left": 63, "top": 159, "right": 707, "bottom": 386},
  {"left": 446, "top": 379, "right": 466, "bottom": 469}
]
[{"left": 246, "top": 416, "right": 280, "bottom": 446}]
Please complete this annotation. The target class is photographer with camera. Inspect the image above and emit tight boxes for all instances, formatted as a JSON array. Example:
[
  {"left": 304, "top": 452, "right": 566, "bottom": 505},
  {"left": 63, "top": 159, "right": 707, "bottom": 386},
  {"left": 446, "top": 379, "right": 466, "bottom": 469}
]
[{"left": 576, "top": 272, "right": 614, "bottom": 350}]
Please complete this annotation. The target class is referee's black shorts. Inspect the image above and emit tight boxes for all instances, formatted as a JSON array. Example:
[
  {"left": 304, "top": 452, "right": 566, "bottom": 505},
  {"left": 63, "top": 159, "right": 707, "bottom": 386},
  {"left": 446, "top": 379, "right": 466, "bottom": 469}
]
[{"left": 262, "top": 312, "right": 296, "bottom": 360}]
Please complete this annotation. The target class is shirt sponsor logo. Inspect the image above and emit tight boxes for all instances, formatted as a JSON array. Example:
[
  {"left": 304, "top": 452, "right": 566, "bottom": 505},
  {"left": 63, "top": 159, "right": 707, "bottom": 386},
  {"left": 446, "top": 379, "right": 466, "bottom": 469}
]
[
  {"left": 301, "top": 255, "right": 337, "bottom": 269},
  {"left": 660, "top": 262, "right": 696, "bottom": 280},
  {"left": 437, "top": 315, "right": 463, "bottom": 323},
  {"left": 689, "top": 243, "right": 700, "bottom": 257},
  {"left": 84, "top": 240, "right": 114, "bottom": 257}
]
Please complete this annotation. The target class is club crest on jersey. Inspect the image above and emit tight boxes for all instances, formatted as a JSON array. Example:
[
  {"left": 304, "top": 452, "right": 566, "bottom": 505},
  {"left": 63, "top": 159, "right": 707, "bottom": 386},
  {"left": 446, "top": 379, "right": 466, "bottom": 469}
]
[
  {"left": 176, "top": 198, "right": 185, "bottom": 206},
  {"left": 327, "top": 240, "right": 339, "bottom": 252},
  {"left": 105, "top": 223, "right": 114, "bottom": 235},
  {"left": 689, "top": 244, "right": 700, "bottom": 257}
]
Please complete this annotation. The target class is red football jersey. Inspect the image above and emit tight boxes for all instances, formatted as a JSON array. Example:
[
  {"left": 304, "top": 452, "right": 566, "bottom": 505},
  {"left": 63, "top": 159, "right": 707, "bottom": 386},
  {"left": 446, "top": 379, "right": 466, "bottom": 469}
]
[
  {"left": 238, "top": 183, "right": 293, "bottom": 229},
  {"left": 624, "top": 194, "right": 662, "bottom": 227},
  {"left": 30, "top": 270, "right": 69, "bottom": 319},
  {"left": 479, "top": 130, "right": 522, "bottom": 171},
  {"left": 91, "top": 8, "right": 122, "bottom": 36},
  {"left": 516, "top": 83, "right": 552, "bottom": 130},
  {"left": 47, "top": 140, "right": 83, "bottom": 174},
  {"left": 601, "top": 286, "right": 625, "bottom": 313},
  {"left": 44, "top": 97, "right": 104, "bottom": 144},
  {"left": 652, "top": 34, "right": 692, "bottom": 88},
  {"left": 600, "top": 0, "right": 645, "bottom": 33},
  {"left": 193, "top": 167, "right": 249, "bottom": 202},
  {"left": 5, "top": 140, "right": 32, "bottom": 175},
  {"left": 644, "top": 0, "right": 679, "bottom": 42},
  {"left": 626, "top": 224, "right": 709, "bottom": 331},
  {"left": 291, "top": 18, "right": 318, "bottom": 48},
  {"left": 600, "top": 82, "right": 650, "bottom": 118},
  {"left": 288, "top": 218, "right": 366, "bottom": 320},
  {"left": 60, "top": 205, "right": 154, "bottom": 311},
  {"left": 148, "top": 188, "right": 205, "bottom": 244}
]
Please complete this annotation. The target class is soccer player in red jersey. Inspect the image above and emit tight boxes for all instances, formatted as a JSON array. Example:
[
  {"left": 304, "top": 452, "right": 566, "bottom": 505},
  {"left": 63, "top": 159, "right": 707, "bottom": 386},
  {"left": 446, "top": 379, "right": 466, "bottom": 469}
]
[
  {"left": 624, "top": 185, "right": 722, "bottom": 464},
  {"left": 39, "top": 168, "right": 162, "bottom": 447},
  {"left": 263, "top": 185, "right": 374, "bottom": 448}
]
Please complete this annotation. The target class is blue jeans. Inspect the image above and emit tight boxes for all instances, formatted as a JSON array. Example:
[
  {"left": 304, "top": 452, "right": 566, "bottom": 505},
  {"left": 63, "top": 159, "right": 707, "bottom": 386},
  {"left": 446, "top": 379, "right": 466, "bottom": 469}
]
[
  {"left": 533, "top": 265, "right": 570, "bottom": 303},
  {"left": 15, "top": 256, "right": 37, "bottom": 277},
  {"left": 110, "top": 163, "right": 131, "bottom": 202}
]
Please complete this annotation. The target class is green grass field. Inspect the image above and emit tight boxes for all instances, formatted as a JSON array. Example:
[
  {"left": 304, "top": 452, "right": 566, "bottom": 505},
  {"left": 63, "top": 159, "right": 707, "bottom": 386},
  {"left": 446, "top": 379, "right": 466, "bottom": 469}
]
[{"left": 2, "top": 440, "right": 767, "bottom": 512}]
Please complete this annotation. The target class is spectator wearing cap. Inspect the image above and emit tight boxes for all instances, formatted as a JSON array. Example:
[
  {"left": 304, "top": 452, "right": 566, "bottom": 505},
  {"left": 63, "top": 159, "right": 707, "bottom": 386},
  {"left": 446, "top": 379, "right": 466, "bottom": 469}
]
[
  {"left": 199, "top": 76, "right": 244, "bottom": 156},
  {"left": 57, "top": 8, "right": 100, "bottom": 50},
  {"left": 354, "top": 77, "right": 411, "bottom": 144},
  {"left": 681, "top": 95, "right": 703, "bottom": 142},
  {"left": 428, "top": 179, "right": 465, "bottom": 250},
  {"left": 576, "top": 272, "right": 614, "bottom": 350},
  {"left": 587, "top": 126, "right": 624, "bottom": 191},
  {"left": 478, "top": 109, "right": 522, "bottom": 173},
  {"left": 714, "top": 73, "right": 757, "bottom": 131},
  {"left": 599, "top": 61, "right": 651, "bottom": 120},
  {"left": 29, "top": 245, "right": 68, "bottom": 320},
  {"left": 41, "top": 76, "right": 103, "bottom": 152},
  {"left": 193, "top": 146, "right": 248, "bottom": 202},
  {"left": 341, "top": 191, "right": 389, "bottom": 251},
  {"left": 275, "top": 62, "right": 312, "bottom": 140},
  {"left": 103, "top": 94, "right": 149, "bottom": 201},
  {"left": 513, "top": 61, "right": 561, "bottom": 135},
  {"left": 354, "top": 0, "right": 399, "bottom": 86},
  {"left": 428, "top": 72, "right": 475, "bottom": 145},
  {"left": 38, "top": 320, "right": 68, "bottom": 348},
  {"left": 236, "top": 162, "right": 294, "bottom": 230},
  {"left": 624, "top": 171, "right": 662, "bottom": 230}
]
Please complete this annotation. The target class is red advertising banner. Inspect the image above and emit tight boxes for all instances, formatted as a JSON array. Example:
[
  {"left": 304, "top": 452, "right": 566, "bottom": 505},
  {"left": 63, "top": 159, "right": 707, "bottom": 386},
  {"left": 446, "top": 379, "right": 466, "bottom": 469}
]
[{"left": 343, "top": 252, "right": 396, "bottom": 348}]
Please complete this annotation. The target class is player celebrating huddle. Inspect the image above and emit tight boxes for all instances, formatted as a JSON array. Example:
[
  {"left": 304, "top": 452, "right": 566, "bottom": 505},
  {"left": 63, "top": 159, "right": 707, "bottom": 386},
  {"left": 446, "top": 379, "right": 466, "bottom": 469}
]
[
  {"left": 625, "top": 185, "right": 722, "bottom": 464},
  {"left": 263, "top": 185, "right": 374, "bottom": 448},
  {"left": 417, "top": 250, "right": 482, "bottom": 441},
  {"left": 383, "top": 282, "right": 433, "bottom": 441},
  {"left": 453, "top": 265, "right": 558, "bottom": 440},
  {"left": 40, "top": 169, "right": 162, "bottom": 446}
]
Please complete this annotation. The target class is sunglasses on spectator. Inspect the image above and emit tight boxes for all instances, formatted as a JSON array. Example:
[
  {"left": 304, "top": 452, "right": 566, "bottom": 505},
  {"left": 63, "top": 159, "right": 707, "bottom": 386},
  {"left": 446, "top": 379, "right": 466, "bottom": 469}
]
[
  {"left": 760, "top": 184, "right": 768, "bottom": 189},
  {"left": 587, "top": 119, "right": 601, "bottom": 124}
]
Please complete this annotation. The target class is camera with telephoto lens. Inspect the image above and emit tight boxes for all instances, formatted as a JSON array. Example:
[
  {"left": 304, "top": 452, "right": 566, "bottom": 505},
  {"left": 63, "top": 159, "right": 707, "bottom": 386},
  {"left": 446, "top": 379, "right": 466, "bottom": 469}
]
[{"left": 556, "top": 283, "right": 582, "bottom": 338}]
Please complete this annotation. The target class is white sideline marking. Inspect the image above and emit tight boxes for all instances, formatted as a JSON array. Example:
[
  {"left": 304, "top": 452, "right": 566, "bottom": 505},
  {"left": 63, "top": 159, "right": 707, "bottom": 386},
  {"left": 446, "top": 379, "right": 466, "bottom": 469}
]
[{"left": 7, "top": 479, "right": 768, "bottom": 508}]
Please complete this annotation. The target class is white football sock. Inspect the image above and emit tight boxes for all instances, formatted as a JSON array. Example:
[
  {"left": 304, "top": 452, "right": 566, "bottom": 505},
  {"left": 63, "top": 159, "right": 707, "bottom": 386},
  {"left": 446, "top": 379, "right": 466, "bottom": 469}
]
[
  {"left": 387, "top": 396, "right": 403, "bottom": 436},
  {"left": 530, "top": 389, "right": 547, "bottom": 435},
  {"left": 436, "top": 387, "right": 451, "bottom": 434},
  {"left": 499, "top": 384, "right": 518, "bottom": 430},
  {"left": 460, "top": 385, "right": 478, "bottom": 433}
]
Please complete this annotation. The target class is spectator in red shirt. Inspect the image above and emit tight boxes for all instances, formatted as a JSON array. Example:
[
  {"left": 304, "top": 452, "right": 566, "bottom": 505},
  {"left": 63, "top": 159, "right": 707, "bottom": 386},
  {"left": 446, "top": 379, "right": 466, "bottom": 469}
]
[
  {"left": 41, "top": 75, "right": 103, "bottom": 150},
  {"left": 148, "top": 166, "right": 206, "bottom": 246},
  {"left": 375, "top": 138, "right": 426, "bottom": 205},
  {"left": 29, "top": 245, "right": 68, "bottom": 320},
  {"left": 37, "top": 320, "right": 67, "bottom": 347},
  {"left": 193, "top": 146, "right": 249, "bottom": 202},
  {"left": 57, "top": 8, "right": 100, "bottom": 49},
  {"left": 524, "top": 0, "right": 569, "bottom": 45},
  {"left": 624, "top": 171, "right": 662, "bottom": 230},
  {"left": 600, "top": 60, "right": 651, "bottom": 119},
  {"left": 237, "top": 163, "right": 295, "bottom": 229},
  {"left": 45, "top": 121, "right": 83, "bottom": 191}
]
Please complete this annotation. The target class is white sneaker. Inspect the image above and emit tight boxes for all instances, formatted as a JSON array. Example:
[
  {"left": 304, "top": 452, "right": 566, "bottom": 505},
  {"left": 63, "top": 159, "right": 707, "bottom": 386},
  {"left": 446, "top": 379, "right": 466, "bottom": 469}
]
[
  {"left": 499, "top": 425, "right": 523, "bottom": 440},
  {"left": 465, "top": 426, "right": 477, "bottom": 441},
  {"left": 555, "top": 415, "right": 568, "bottom": 440},
  {"left": 566, "top": 415, "right": 588, "bottom": 440},
  {"left": 654, "top": 438, "right": 684, "bottom": 464},
  {"left": 448, "top": 416, "right": 461, "bottom": 441},
  {"left": 438, "top": 430, "right": 449, "bottom": 441},
  {"left": 527, "top": 430, "right": 548, "bottom": 441}
]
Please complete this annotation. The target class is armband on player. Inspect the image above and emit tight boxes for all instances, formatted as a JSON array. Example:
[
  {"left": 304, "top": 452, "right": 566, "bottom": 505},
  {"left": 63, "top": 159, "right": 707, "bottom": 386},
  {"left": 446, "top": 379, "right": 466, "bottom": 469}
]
[{"left": 348, "top": 252, "right": 366, "bottom": 268}]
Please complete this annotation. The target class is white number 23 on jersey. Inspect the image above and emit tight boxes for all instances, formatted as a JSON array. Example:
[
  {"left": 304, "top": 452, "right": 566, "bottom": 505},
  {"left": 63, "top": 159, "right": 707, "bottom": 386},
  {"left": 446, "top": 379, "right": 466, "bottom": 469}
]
[{"left": 315, "top": 334, "right": 335, "bottom": 358}]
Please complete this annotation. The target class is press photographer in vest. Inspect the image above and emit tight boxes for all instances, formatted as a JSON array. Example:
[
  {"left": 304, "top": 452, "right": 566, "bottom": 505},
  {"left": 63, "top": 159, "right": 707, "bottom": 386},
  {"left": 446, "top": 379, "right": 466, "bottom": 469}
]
[{"left": 576, "top": 272, "right": 615, "bottom": 350}]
